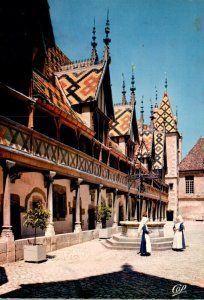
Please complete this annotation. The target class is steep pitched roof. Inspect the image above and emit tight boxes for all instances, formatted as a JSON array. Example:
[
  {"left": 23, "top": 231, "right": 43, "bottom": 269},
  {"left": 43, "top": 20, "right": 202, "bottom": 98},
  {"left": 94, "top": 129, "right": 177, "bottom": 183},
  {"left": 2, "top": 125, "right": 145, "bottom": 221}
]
[
  {"left": 45, "top": 46, "right": 71, "bottom": 79},
  {"left": 33, "top": 70, "right": 83, "bottom": 123},
  {"left": 153, "top": 131, "right": 165, "bottom": 170},
  {"left": 109, "top": 104, "right": 132, "bottom": 137},
  {"left": 56, "top": 62, "right": 104, "bottom": 105},
  {"left": 179, "top": 137, "right": 204, "bottom": 171},
  {"left": 154, "top": 93, "right": 177, "bottom": 133}
]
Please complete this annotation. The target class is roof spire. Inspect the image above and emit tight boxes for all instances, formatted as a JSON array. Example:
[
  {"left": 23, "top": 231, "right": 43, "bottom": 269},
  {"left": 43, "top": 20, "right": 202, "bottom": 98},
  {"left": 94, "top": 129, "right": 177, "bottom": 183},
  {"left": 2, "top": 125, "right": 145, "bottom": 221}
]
[
  {"left": 155, "top": 85, "right": 158, "bottom": 108},
  {"left": 140, "top": 96, "right": 144, "bottom": 124},
  {"left": 91, "top": 18, "right": 99, "bottom": 64},
  {"left": 122, "top": 73, "right": 127, "bottom": 105},
  {"left": 103, "top": 9, "right": 111, "bottom": 63},
  {"left": 150, "top": 98, "right": 154, "bottom": 122},
  {"left": 164, "top": 73, "right": 168, "bottom": 92},
  {"left": 130, "top": 65, "right": 136, "bottom": 106}
]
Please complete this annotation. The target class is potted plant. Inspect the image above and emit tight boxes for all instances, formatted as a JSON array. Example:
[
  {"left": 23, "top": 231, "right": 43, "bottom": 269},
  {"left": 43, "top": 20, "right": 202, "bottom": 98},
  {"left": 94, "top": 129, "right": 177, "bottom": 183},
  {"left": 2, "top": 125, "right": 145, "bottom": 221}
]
[
  {"left": 96, "top": 204, "right": 112, "bottom": 239},
  {"left": 23, "top": 203, "right": 50, "bottom": 262}
]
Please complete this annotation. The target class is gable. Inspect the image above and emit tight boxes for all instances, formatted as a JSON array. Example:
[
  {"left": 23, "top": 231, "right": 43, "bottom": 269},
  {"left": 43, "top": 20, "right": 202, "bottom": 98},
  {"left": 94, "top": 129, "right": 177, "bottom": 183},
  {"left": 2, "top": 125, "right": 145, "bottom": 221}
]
[{"left": 57, "top": 64, "right": 104, "bottom": 105}]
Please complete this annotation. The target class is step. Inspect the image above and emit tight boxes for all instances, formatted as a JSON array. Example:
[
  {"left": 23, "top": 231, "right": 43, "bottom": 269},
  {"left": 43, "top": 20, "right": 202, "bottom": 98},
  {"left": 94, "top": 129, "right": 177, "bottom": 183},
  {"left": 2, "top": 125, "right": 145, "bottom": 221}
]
[
  {"left": 102, "top": 239, "right": 173, "bottom": 251},
  {"left": 112, "top": 235, "right": 173, "bottom": 243}
]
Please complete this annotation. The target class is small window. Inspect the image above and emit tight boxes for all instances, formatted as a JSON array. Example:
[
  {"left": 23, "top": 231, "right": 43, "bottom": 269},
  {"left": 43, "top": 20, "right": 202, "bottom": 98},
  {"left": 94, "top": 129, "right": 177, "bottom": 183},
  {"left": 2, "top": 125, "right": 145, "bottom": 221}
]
[
  {"left": 185, "top": 176, "right": 194, "bottom": 194},
  {"left": 53, "top": 185, "right": 67, "bottom": 220},
  {"left": 169, "top": 183, "right": 174, "bottom": 191}
]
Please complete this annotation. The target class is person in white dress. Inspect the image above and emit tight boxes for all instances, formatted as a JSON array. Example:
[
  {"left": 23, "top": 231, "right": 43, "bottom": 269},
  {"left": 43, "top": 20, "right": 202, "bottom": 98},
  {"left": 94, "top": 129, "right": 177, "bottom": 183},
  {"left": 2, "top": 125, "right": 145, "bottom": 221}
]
[{"left": 172, "top": 215, "right": 186, "bottom": 251}]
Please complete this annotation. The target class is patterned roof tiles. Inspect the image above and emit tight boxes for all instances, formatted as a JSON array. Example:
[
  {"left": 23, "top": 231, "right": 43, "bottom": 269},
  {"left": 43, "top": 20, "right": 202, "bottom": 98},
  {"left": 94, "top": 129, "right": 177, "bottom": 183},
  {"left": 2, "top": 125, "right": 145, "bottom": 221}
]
[
  {"left": 109, "top": 104, "right": 132, "bottom": 137},
  {"left": 45, "top": 46, "right": 71, "bottom": 79},
  {"left": 179, "top": 137, "right": 204, "bottom": 171},
  {"left": 56, "top": 63, "right": 104, "bottom": 105},
  {"left": 153, "top": 131, "right": 165, "bottom": 170},
  {"left": 154, "top": 93, "right": 177, "bottom": 133},
  {"left": 33, "top": 71, "right": 83, "bottom": 122}
]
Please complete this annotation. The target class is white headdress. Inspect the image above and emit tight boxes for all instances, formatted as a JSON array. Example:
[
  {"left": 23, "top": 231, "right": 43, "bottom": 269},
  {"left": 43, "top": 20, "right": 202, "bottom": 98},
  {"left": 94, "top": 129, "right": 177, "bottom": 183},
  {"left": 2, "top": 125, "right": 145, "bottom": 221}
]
[{"left": 138, "top": 216, "right": 148, "bottom": 236}]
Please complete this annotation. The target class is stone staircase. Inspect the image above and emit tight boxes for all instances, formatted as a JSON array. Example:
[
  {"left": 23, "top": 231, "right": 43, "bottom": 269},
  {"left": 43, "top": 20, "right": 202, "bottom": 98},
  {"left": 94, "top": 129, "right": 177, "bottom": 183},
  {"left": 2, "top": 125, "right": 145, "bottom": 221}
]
[{"left": 101, "top": 233, "right": 173, "bottom": 251}]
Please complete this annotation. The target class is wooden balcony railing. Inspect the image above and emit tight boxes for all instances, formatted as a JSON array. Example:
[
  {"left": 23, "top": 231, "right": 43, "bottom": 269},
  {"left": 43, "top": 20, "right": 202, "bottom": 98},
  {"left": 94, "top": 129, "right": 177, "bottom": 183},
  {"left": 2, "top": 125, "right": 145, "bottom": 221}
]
[{"left": 0, "top": 116, "right": 168, "bottom": 201}]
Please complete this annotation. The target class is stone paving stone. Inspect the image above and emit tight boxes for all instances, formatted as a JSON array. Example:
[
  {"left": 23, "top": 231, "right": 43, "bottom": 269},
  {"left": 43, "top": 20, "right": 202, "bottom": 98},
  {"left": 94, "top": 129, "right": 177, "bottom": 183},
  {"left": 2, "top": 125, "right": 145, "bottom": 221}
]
[{"left": 0, "top": 221, "right": 204, "bottom": 298}]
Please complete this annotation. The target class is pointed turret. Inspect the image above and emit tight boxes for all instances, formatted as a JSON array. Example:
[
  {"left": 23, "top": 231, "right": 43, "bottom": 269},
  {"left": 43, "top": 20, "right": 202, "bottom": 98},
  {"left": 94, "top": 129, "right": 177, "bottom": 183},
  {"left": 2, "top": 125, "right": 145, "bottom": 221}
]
[
  {"left": 139, "top": 96, "right": 144, "bottom": 127},
  {"left": 121, "top": 73, "right": 127, "bottom": 105},
  {"left": 103, "top": 10, "right": 111, "bottom": 63},
  {"left": 91, "top": 18, "right": 99, "bottom": 64},
  {"left": 130, "top": 66, "right": 136, "bottom": 106}
]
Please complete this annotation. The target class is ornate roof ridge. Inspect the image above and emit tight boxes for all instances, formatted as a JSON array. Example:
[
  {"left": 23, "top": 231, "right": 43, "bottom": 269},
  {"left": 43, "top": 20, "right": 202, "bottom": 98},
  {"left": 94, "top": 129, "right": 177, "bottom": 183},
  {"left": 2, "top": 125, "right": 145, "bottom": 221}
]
[
  {"left": 61, "top": 58, "right": 103, "bottom": 71},
  {"left": 113, "top": 102, "right": 132, "bottom": 108}
]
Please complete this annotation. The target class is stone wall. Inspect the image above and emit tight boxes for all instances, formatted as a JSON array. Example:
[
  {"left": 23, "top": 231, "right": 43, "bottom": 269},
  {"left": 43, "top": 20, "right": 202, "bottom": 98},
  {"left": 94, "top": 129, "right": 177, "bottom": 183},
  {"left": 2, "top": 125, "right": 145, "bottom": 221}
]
[{"left": 0, "top": 227, "right": 120, "bottom": 264}]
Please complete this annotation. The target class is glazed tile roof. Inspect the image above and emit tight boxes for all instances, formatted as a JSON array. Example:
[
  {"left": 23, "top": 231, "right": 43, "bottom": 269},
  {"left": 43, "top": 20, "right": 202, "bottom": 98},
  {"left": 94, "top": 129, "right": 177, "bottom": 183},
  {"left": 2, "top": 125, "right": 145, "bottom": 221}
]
[
  {"left": 135, "top": 128, "right": 165, "bottom": 170},
  {"left": 33, "top": 71, "right": 83, "bottom": 123},
  {"left": 138, "top": 130, "right": 153, "bottom": 158},
  {"left": 45, "top": 46, "right": 71, "bottom": 79},
  {"left": 154, "top": 93, "right": 177, "bottom": 133},
  {"left": 179, "top": 137, "right": 204, "bottom": 171},
  {"left": 56, "top": 63, "right": 104, "bottom": 105},
  {"left": 109, "top": 104, "right": 132, "bottom": 137},
  {"left": 153, "top": 131, "right": 165, "bottom": 170}
]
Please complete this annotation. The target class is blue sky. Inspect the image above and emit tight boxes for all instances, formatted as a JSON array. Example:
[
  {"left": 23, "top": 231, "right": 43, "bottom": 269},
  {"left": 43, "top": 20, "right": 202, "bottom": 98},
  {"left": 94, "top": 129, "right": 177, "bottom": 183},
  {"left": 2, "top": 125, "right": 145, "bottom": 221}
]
[{"left": 48, "top": 0, "right": 204, "bottom": 158}]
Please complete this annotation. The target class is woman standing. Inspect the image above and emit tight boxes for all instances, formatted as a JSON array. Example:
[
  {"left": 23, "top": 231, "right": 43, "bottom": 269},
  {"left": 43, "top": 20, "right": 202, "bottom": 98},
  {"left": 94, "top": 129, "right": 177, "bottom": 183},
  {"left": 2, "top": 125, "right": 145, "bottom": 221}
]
[
  {"left": 138, "top": 212, "right": 152, "bottom": 256},
  {"left": 172, "top": 215, "right": 186, "bottom": 251}
]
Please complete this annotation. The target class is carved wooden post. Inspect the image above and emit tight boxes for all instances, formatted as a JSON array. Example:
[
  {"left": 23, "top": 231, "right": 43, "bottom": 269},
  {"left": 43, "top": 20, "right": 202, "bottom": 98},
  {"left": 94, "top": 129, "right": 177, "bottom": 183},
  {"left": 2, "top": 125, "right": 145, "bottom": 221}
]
[
  {"left": 28, "top": 102, "right": 36, "bottom": 129},
  {"left": 74, "top": 178, "right": 83, "bottom": 233},
  {"left": 1, "top": 160, "right": 15, "bottom": 241},
  {"left": 45, "top": 171, "right": 56, "bottom": 237}
]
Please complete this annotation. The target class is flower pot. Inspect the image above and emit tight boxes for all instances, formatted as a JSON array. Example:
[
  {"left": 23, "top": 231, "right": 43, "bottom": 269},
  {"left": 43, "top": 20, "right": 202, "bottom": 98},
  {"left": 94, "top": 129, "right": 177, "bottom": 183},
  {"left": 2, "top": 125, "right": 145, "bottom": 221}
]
[
  {"left": 24, "top": 244, "right": 46, "bottom": 263},
  {"left": 99, "top": 227, "right": 112, "bottom": 239}
]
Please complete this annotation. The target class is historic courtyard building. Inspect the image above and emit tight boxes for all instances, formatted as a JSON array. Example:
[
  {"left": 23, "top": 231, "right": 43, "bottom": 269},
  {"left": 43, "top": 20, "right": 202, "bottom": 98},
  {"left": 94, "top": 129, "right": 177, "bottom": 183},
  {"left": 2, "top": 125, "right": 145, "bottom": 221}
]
[
  {"left": 0, "top": 0, "right": 172, "bottom": 262},
  {"left": 178, "top": 138, "right": 204, "bottom": 220}
]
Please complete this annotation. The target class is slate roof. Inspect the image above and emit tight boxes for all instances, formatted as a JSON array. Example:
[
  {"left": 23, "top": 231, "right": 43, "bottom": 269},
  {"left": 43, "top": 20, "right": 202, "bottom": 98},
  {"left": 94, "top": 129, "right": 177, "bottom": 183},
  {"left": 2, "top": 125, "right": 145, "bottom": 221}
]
[
  {"left": 109, "top": 104, "right": 132, "bottom": 137},
  {"left": 179, "top": 137, "right": 204, "bottom": 171},
  {"left": 154, "top": 93, "right": 177, "bottom": 133}
]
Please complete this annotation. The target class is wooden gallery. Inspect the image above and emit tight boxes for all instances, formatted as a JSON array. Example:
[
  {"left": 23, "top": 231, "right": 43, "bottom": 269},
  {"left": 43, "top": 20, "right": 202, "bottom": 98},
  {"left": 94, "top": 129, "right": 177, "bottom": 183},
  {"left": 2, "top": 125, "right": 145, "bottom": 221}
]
[{"left": 0, "top": 1, "right": 181, "bottom": 263}]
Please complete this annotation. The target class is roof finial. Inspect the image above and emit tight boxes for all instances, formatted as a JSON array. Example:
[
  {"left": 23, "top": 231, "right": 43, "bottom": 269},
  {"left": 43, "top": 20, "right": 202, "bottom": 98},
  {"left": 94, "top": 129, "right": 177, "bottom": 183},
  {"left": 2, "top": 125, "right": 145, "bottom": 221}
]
[
  {"left": 103, "top": 9, "right": 111, "bottom": 63},
  {"left": 122, "top": 73, "right": 127, "bottom": 105},
  {"left": 130, "top": 65, "right": 136, "bottom": 106},
  {"left": 91, "top": 18, "right": 98, "bottom": 64},
  {"left": 150, "top": 98, "right": 154, "bottom": 121},
  {"left": 155, "top": 85, "right": 158, "bottom": 108},
  {"left": 164, "top": 72, "right": 168, "bottom": 92},
  {"left": 140, "top": 96, "right": 144, "bottom": 124}
]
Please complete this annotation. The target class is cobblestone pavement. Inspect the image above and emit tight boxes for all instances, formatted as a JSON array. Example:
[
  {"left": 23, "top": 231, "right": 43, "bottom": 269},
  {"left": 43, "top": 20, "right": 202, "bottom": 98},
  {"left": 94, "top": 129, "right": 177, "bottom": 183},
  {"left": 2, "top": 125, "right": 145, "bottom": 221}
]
[{"left": 0, "top": 221, "right": 204, "bottom": 299}]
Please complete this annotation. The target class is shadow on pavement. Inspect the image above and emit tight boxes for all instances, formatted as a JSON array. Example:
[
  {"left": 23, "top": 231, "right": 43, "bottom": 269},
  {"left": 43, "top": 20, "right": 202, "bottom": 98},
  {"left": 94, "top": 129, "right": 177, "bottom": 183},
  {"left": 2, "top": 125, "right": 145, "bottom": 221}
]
[
  {"left": 1, "top": 263, "right": 204, "bottom": 299},
  {"left": 0, "top": 266, "right": 8, "bottom": 286}
]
